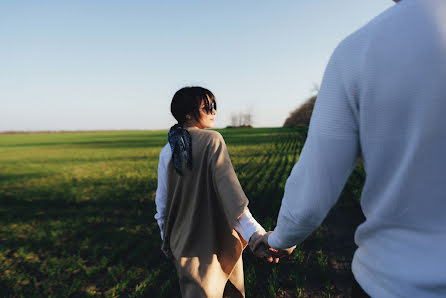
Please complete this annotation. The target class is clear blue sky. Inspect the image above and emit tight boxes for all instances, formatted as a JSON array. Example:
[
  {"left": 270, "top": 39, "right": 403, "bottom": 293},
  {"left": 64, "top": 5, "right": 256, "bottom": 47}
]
[{"left": 1, "top": 0, "right": 394, "bottom": 131}]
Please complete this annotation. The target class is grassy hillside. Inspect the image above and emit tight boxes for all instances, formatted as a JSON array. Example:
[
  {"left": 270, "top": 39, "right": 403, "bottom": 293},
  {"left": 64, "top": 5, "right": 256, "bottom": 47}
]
[{"left": 0, "top": 128, "right": 365, "bottom": 297}]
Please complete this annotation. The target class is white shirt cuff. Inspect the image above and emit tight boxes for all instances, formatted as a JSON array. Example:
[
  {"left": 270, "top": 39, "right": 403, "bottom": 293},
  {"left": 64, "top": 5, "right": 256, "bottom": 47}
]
[{"left": 234, "top": 209, "right": 265, "bottom": 242}]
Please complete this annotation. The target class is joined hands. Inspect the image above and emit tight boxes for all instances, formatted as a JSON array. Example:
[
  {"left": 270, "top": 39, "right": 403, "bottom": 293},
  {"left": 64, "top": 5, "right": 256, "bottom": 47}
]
[{"left": 248, "top": 230, "right": 295, "bottom": 263}]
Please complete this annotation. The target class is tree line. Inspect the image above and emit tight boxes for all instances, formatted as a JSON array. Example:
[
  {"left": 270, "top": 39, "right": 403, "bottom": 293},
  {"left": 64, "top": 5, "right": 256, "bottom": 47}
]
[{"left": 283, "top": 94, "right": 317, "bottom": 127}]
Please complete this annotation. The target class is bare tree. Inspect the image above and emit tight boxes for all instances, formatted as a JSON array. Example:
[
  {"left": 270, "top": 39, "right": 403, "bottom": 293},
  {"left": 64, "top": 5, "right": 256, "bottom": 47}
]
[
  {"left": 243, "top": 112, "right": 252, "bottom": 127},
  {"left": 229, "top": 110, "right": 254, "bottom": 128},
  {"left": 231, "top": 113, "right": 239, "bottom": 127},
  {"left": 311, "top": 83, "right": 320, "bottom": 95}
]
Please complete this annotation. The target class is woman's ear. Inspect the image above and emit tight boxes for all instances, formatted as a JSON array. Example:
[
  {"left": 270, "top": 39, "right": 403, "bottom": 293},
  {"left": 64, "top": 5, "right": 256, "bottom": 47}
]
[{"left": 186, "top": 115, "right": 192, "bottom": 120}]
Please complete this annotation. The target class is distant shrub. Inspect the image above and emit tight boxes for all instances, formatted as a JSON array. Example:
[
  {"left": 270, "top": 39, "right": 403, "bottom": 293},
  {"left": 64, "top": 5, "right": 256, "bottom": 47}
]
[
  {"left": 283, "top": 95, "right": 317, "bottom": 127},
  {"left": 225, "top": 125, "right": 253, "bottom": 129}
]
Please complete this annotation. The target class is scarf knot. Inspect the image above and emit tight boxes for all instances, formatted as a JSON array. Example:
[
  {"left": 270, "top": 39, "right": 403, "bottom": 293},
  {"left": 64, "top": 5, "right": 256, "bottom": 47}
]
[{"left": 168, "top": 124, "right": 192, "bottom": 175}]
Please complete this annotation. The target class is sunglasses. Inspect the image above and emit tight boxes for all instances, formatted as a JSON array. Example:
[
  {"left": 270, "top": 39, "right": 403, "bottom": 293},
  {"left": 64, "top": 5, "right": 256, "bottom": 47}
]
[{"left": 201, "top": 101, "right": 217, "bottom": 114}]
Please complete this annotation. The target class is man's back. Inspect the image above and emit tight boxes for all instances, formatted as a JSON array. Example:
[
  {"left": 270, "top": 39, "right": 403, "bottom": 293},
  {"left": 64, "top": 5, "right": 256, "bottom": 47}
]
[
  {"left": 359, "top": 0, "right": 446, "bottom": 225},
  {"left": 269, "top": 0, "right": 446, "bottom": 296},
  {"left": 347, "top": 0, "right": 446, "bottom": 296}
]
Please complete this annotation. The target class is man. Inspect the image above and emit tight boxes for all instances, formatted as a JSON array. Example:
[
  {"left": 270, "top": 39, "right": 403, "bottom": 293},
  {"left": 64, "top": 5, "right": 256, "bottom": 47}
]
[{"left": 253, "top": 0, "right": 446, "bottom": 296}]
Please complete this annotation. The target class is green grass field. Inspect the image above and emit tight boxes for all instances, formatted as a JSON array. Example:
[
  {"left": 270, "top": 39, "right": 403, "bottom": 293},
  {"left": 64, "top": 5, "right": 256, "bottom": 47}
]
[{"left": 0, "top": 127, "right": 365, "bottom": 297}]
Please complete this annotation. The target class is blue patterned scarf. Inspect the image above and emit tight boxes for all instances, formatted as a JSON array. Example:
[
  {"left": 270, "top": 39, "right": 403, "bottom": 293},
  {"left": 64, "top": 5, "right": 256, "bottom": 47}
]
[{"left": 168, "top": 124, "right": 193, "bottom": 175}]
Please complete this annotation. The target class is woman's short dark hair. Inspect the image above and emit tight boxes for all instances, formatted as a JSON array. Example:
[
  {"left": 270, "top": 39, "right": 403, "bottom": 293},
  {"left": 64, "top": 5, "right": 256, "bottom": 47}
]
[{"left": 171, "top": 87, "right": 216, "bottom": 125}]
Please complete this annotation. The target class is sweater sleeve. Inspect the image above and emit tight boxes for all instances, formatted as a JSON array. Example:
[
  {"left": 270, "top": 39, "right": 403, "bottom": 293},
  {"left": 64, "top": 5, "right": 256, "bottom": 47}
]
[{"left": 269, "top": 41, "right": 360, "bottom": 249}]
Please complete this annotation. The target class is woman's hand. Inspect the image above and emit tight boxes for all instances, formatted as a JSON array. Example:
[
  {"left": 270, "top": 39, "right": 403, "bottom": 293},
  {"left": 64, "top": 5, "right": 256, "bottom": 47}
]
[
  {"left": 248, "top": 231, "right": 280, "bottom": 263},
  {"left": 249, "top": 231, "right": 295, "bottom": 263}
]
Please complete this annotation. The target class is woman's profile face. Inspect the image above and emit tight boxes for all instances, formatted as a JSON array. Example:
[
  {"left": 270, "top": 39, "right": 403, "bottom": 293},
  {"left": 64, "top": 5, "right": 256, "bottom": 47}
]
[{"left": 196, "top": 99, "right": 216, "bottom": 129}]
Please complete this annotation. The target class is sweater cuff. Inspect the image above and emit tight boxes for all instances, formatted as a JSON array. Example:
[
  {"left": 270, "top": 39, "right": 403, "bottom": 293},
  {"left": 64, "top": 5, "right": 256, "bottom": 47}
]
[{"left": 268, "top": 214, "right": 313, "bottom": 249}]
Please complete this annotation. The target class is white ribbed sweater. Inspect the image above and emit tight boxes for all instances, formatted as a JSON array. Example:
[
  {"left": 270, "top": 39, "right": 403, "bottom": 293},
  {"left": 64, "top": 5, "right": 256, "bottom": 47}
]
[{"left": 269, "top": 0, "right": 446, "bottom": 297}]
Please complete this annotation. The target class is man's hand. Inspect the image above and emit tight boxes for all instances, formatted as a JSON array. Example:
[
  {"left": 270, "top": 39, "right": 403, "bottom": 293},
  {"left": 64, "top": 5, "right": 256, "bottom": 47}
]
[
  {"left": 249, "top": 231, "right": 280, "bottom": 263},
  {"left": 249, "top": 231, "right": 296, "bottom": 263}
]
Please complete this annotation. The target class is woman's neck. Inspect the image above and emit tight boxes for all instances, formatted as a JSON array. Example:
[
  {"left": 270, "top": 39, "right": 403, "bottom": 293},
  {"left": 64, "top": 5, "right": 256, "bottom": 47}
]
[{"left": 182, "top": 121, "right": 201, "bottom": 129}]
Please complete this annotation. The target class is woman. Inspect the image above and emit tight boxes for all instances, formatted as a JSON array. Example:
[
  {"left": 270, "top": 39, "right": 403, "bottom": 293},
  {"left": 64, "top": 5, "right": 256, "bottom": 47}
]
[{"left": 154, "top": 86, "right": 275, "bottom": 297}]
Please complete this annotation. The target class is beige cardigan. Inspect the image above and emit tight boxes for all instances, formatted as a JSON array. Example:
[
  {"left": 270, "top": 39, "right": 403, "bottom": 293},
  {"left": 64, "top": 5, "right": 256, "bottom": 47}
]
[{"left": 162, "top": 128, "right": 249, "bottom": 297}]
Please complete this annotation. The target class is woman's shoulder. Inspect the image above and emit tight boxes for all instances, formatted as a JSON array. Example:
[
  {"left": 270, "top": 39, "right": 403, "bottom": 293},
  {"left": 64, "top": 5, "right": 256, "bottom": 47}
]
[{"left": 190, "top": 129, "right": 224, "bottom": 144}]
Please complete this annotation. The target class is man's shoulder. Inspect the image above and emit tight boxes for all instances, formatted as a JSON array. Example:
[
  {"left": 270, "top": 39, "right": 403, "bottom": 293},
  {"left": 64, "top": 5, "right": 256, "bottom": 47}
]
[
  {"left": 334, "top": 4, "right": 397, "bottom": 55},
  {"left": 333, "top": 23, "right": 370, "bottom": 57}
]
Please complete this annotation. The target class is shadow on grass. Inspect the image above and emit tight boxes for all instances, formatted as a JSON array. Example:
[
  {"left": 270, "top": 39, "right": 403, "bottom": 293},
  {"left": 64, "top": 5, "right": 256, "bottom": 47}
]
[{"left": 0, "top": 175, "right": 179, "bottom": 297}]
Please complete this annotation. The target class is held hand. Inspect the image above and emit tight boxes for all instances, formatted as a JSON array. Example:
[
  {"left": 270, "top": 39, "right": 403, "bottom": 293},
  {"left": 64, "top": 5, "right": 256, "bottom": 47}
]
[
  {"left": 161, "top": 242, "right": 173, "bottom": 259},
  {"left": 249, "top": 231, "right": 296, "bottom": 262},
  {"left": 273, "top": 244, "right": 295, "bottom": 258},
  {"left": 248, "top": 231, "right": 280, "bottom": 263}
]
